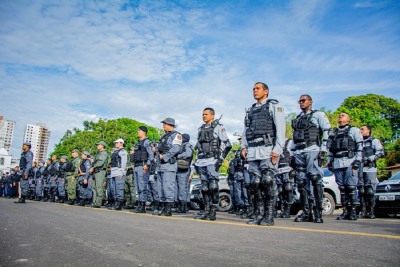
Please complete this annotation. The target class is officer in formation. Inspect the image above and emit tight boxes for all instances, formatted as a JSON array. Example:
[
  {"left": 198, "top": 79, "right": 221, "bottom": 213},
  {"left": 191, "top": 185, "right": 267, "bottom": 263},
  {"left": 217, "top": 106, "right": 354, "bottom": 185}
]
[
  {"left": 155, "top": 118, "right": 182, "bottom": 216},
  {"left": 123, "top": 146, "right": 136, "bottom": 209},
  {"left": 56, "top": 156, "right": 67, "bottom": 203},
  {"left": 275, "top": 139, "right": 294, "bottom": 218},
  {"left": 358, "top": 125, "right": 384, "bottom": 219},
  {"left": 109, "top": 139, "right": 128, "bottom": 210},
  {"left": 241, "top": 82, "right": 286, "bottom": 226},
  {"left": 292, "top": 94, "right": 332, "bottom": 223},
  {"left": 327, "top": 112, "right": 363, "bottom": 221},
  {"left": 195, "top": 108, "right": 231, "bottom": 221},
  {"left": 148, "top": 151, "right": 160, "bottom": 214},
  {"left": 175, "top": 133, "right": 194, "bottom": 213},
  {"left": 49, "top": 155, "right": 59, "bottom": 202},
  {"left": 90, "top": 141, "right": 109, "bottom": 208},
  {"left": 28, "top": 162, "right": 37, "bottom": 200},
  {"left": 14, "top": 142, "right": 33, "bottom": 203},
  {"left": 132, "top": 126, "right": 154, "bottom": 213},
  {"left": 0, "top": 173, "right": 7, "bottom": 197},
  {"left": 76, "top": 151, "right": 92, "bottom": 206},
  {"left": 34, "top": 160, "right": 45, "bottom": 201},
  {"left": 228, "top": 147, "right": 248, "bottom": 216}
]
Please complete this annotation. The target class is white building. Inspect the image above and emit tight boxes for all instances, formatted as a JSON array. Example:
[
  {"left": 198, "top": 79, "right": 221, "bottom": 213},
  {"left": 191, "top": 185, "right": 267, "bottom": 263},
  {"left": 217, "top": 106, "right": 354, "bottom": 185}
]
[
  {"left": 23, "top": 123, "right": 51, "bottom": 162},
  {"left": 0, "top": 115, "right": 16, "bottom": 154},
  {"left": 0, "top": 148, "right": 12, "bottom": 173}
]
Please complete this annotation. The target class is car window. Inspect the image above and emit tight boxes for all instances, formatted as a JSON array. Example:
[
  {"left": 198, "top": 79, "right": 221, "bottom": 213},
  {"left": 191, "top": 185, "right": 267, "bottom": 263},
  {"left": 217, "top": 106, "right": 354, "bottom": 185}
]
[
  {"left": 389, "top": 172, "right": 400, "bottom": 181},
  {"left": 323, "top": 168, "right": 333, "bottom": 177}
]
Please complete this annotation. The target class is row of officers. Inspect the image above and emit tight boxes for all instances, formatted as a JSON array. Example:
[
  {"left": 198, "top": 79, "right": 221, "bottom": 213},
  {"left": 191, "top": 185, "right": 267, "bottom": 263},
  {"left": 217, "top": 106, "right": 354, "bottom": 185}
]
[{"left": 11, "top": 82, "right": 384, "bottom": 226}]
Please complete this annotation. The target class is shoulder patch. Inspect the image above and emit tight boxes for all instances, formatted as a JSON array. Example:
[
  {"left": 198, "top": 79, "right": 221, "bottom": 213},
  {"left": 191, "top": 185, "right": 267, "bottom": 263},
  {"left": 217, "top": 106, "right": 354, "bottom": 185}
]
[
  {"left": 277, "top": 107, "right": 283, "bottom": 112},
  {"left": 268, "top": 99, "right": 279, "bottom": 104},
  {"left": 172, "top": 134, "right": 183, "bottom": 145}
]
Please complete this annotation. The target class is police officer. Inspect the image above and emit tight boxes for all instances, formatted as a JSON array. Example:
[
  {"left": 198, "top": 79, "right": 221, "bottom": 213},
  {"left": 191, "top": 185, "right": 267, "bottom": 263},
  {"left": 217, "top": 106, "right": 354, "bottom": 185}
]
[
  {"left": 156, "top": 118, "right": 182, "bottom": 216},
  {"left": 241, "top": 82, "right": 286, "bottom": 226},
  {"left": 109, "top": 139, "right": 128, "bottom": 211},
  {"left": 90, "top": 141, "right": 109, "bottom": 208},
  {"left": 66, "top": 150, "right": 80, "bottom": 205},
  {"left": 49, "top": 155, "right": 60, "bottom": 202},
  {"left": 35, "top": 160, "right": 45, "bottom": 201},
  {"left": 56, "top": 156, "right": 68, "bottom": 203},
  {"left": 132, "top": 126, "right": 154, "bottom": 213},
  {"left": 358, "top": 125, "right": 384, "bottom": 219},
  {"left": 124, "top": 146, "right": 136, "bottom": 209},
  {"left": 195, "top": 109, "right": 232, "bottom": 221},
  {"left": 28, "top": 162, "right": 37, "bottom": 200},
  {"left": 292, "top": 95, "right": 331, "bottom": 223},
  {"left": 148, "top": 153, "right": 160, "bottom": 214},
  {"left": 275, "top": 139, "right": 294, "bottom": 218},
  {"left": 175, "top": 133, "right": 194, "bottom": 213},
  {"left": 15, "top": 142, "right": 33, "bottom": 203},
  {"left": 77, "top": 151, "right": 92, "bottom": 206},
  {"left": 42, "top": 159, "right": 52, "bottom": 201},
  {"left": 327, "top": 113, "right": 363, "bottom": 221}
]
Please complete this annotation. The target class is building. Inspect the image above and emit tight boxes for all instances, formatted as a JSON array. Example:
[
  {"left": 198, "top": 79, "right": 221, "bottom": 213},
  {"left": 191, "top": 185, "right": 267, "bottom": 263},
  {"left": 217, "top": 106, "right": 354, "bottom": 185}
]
[
  {"left": 0, "top": 115, "right": 16, "bottom": 154},
  {"left": 383, "top": 163, "right": 400, "bottom": 177},
  {"left": 23, "top": 123, "right": 51, "bottom": 162},
  {"left": 0, "top": 148, "right": 12, "bottom": 173}
]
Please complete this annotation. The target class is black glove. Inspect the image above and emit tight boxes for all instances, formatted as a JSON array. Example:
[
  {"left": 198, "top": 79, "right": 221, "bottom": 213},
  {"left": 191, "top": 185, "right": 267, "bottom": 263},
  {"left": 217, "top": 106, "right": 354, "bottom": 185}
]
[
  {"left": 352, "top": 160, "right": 361, "bottom": 171},
  {"left": 318, "top": 151, "right": 327, "bottom": 167},
  {"left": 327, "top": 161, "right": 333, "bottom": 172},
  {"left": 215, "top": 158, "right": 223, "bottom": 172}
]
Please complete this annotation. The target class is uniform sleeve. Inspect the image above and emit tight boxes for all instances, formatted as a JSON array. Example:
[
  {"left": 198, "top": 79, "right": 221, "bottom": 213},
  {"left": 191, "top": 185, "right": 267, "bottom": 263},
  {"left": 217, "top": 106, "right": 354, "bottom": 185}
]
[
  {"left": 371, "top": 139, "right": 385, "bottom": 161},
  {"left": 163, "top": 133, "right": 182, "bottom": 162},
  {"left": 24, "top": 152, "right": 34, "bottom": 175},
  {"left": 271, "top": 103, "right": 286, "bottom": 155},
  {"left": 93, "top": 152, "right": 107, "bottom": 169},
  {"left": 145, "top": 139, "right": 155, "bottom": 166},
  {"left": 177, "top": 143, "right": 193, "bottom": 159},
  {"left": 316, "top": 112, "right": 332, "bottom": 152},
  {"left": 84, "top": 161, "right": 91, "bottom": 179},
  {"left": 352, "top": 128, "right": 364, "bottom": 162},
  {"left": 119, "top": 150, "right": 128, "bottom": 171},
  {"left": 217, "top": 125, "right": 231, "bottom": 158},
  {"left": 74, "top": 159, "right": 80, "bottom": 176}
]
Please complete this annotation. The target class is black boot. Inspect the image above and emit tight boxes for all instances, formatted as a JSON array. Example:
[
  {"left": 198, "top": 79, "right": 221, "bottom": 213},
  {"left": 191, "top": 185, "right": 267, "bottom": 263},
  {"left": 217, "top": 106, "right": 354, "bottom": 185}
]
[
  {"left": 260, "top": 199, "right": 274, "bottom": 226},
  {"left": 153, "top": 202, "right": 164, "bottom": 215},
  {"left": 160, "top": 202, "right": 172, "bottom": 216},
  {"left": 240, "top": 205, "right": 253, "bottom": 219},
  {"left": 313, "top": 184, "right": 324, "bottom": 223},
  {"left": 348, "top": 189, "right": 358, "bottom": 221},
  {"left": 111, "top": 201, "right": 122, "bottom": 211},
  {"left": 59, "top": 196, "right": 65, "bottom": 204},
  {"left": 177, "top": 200, "right": 187, "bottom": 213},
  {"left": 366, "top": 193, "right": 376, "bottom": 219},
  {"left": 280, "top": 203, "right": 291, "bottom": 219},
  {"left": 228, "top": 205, "right": 237, "bottom": 214},
  {"left": 134, "top": 202, "right": 146, "bottom": 213},
  {"left": 77, "top": 199, "right": 85, "bottom": 206},
  {"left": 105, "top": 199, "right": 114, "bottom": 208},
  {"left": 294, "top": 188, "right": 310, "bottom": 222},
  {"left": 14, "top": 195, "right": 26, "bottom": 204},
  {"left": 194, "top": 209, "right": 207, "bottom": 219},
  {"left": 208, "top": 205, "right": 217, "bottom": 221},
  {"left": 247, "top": 200, "right": 264, "bottom": 225},
  {"left": 337, "top": 191, "right": 349, "bottom": 220},
  {"left": 151, "top": 201, "right": 160, "bottom": 214},
  {"left": 358, "top": 192, "right": 367, "bottom": 218}
]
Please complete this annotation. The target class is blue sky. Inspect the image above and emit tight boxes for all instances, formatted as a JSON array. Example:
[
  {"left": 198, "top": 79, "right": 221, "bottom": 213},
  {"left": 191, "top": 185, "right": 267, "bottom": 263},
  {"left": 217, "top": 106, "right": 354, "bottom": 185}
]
[{"left": 0, "top": 0, "right": 399, "bottom": 158}]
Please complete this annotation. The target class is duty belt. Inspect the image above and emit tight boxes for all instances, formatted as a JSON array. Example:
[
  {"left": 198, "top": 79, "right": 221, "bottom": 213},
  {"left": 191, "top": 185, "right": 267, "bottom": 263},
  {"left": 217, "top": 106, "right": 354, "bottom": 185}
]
[
  {"left": 333, "top": 151, "right": 354, "bottom": 158},
  {"left": 248, "top": 141, "right": 266, "bottom": 148},
  {"left": 94, "top": 168, "right": 106, "bottom": 173},
  {"left": 134, "top": 161, "right": 147, "bottom": 167},
  {"left": 295, "top": 141, "right": 318, "bottom": 150}
]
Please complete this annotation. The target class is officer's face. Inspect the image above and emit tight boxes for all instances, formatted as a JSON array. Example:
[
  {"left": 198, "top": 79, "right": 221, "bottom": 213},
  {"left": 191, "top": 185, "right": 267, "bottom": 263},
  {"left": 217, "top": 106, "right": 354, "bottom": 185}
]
[
  {"left": 81, "top": 154, "right": 87, "bottom": 160},
  {"left": 97, "top": 144, "right": 104, "bottom": 151},
  {"left": 202, "top": 110, "right": 214, "bottom": 124},
  {"left": 338, "top": 113, "right": 350, "bottom": 126},
  {"left": 253, "top": 83, "right": 268, "bottom": 101},
  {"left": 360, "top": 126, "right": 370, "bottom": 137},
  {"left": 114, "top": 141, "right": 123, "bottom": 148},
  {"left": 298, "top": 96, "right": 312, "bottom": 110},
  {"left": 22, "top": 145, "right": 29, "bottom": 151},
  {"left": 137, "top": 129, "right": 146, "bottom": 138},
  {"left": 52, "top": 155, "right": 57, "bottom": 161},
  {"left": 162, "top": 123, "right": 174, "bottom": 132},
  {"left": 71, "top": 152, "right": 78, "bottom": 158}
]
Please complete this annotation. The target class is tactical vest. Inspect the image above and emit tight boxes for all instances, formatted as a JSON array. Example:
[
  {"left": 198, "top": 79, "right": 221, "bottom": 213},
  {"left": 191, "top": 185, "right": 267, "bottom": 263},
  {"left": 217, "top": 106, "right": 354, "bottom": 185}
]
[
  {"left": 245, "top": 100, "right": 276, "bottom": 144},
  {"left": 328, "top": 126, "right": 356, "bottom": 156},
  {"left": 36, "top": 167, "right": 43, "bottom": 178},
  {"left": 80, "top": 159, "right": 89, "bottom": 173},
  {"left": 292, "top": 111, "right": 321, "bottom": 146},
  {"left": 43, "top": 166, "right": 49, "bottom": 177},
  {"left": 49, "top": 162, "right": 58, "bottom": 176},
  {"left": 158, "top": 131, "right": 175, "bottom": 154},
  {"left": 59, "top": 162, "right": 67, "bottom": 177},
  {"left": 177, "top": 142, "right": 193, "bottom": 171},
  {"left": 363, "top": 138, "right": 375, "bottom": 158},
  {"left": 233, "top": 150, "right": 243, "bottom": 172},
  {"left": 279, "top": 140, "right": 291, "bottom": 168},
  {"left": 133, "top": 139, "right": 149, "bottom": 163},
  {"left": 65, "top": 158, "right": 76, "bottom": 172},
  {"left": 110, "top": 149, "right": 123, "bottom": 168},
  {"left": 19, "top": 152, "right": 27, "bottom": 169},
  {"left": 197, "top": 122, "right": 220, "bottom": 158}
]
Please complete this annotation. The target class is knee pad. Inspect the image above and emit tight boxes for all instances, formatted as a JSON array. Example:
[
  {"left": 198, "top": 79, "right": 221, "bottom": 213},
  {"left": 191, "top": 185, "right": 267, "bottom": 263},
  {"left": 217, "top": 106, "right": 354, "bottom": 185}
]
[
  {"left": 358, "top": 186, "right": 365, "bottom": 196},
  {"left": 366, "top": 186, "right": 374, "bottom": 197},
  {"left": 345, "top": 185, "right": 357, "bottom": 193},
  {"left": 339, "top": 185, "right": 346, "bottom": 192},
  {"left": 209, "top": 180, "right": 219, "bottom": 193},
  {"left": 261, "top": 170, "right": 275, "bottom": 186},
  {"left": 309, "top": 174, "right": 321, "bottom": 183},
  {"left": 284, "top": 182, "right": 292, "bottom": 193},
  {"left": 201, "top": 181, "right": 209, "bottom": 194},
  {"left": 296, "top": 164, "right": 306, "bottom": 173},
  {"left": 277, "top": 185, "right": 283, "bottom": 194},
  {"left": 297, "top": 179, "right": 306, "bottom": 189},
  {"left": 250, "top": 174, "right": 260, "bottom": 189}
]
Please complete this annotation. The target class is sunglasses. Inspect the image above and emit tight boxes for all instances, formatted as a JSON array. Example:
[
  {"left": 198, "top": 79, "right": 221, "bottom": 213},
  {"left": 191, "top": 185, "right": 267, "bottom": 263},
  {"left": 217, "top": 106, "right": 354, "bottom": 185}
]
[{"left": 298, "top": 99, "right": 308, "bottom": 103}]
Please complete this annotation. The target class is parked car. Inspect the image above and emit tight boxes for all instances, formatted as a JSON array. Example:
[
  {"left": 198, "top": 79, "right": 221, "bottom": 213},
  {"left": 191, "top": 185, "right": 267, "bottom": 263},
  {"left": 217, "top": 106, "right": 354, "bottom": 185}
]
[
  {"left": 190, "top": 169, "right": 341, "bottom": 215},
  {"left": 375, "top": 172, "right": 400, "bottom": 217}
]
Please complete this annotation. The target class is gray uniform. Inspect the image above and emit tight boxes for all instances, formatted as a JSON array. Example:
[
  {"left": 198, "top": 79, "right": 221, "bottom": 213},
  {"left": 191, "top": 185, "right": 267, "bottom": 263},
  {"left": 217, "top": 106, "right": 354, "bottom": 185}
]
[
  {"left": 133, "top": 138, "right": 154, "bottom": 203},
  {"left": 18, "top": 149, "right": 33, "bottom": 199},
  {"left": 110, "top": 148, "right": 128, "bottom": 203},
  {"left": 241, "top": 98, "right": 286, "bottom": 226},
  {"left": 175, "top": 141, "right": 194, "bottom": 212},
  {"left": 78, "top": 159, "right": 92, "bottom": 201},
  {"left": 292, "top": 110, "right": 331, "bottom": 223},
  {"left": 49, "top": 161, "right": 59, "bottom": 201},
  {"left": 327, "top": 125, "right": 363, "bottom": 220},
  {"left": 195, "top": 121, "right": 231, "bottom": 220},
  {"left": 359, "top": 136, "right": 384, "bottom": 218}
]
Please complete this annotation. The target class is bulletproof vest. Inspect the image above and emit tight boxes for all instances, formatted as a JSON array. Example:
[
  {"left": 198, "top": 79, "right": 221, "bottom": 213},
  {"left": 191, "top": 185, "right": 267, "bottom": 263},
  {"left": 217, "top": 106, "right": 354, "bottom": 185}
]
[
  {"left": 233, "top": 151, "right": 243, "bottom": 172},
  {"left": 49, "top": 162, "right": 58, "bottom": 176},
  {"left": 279, "top": 140, "right": 291, "bottom": 168},
  {"left": 19, "top": 152, "right": 27, "bottom": 169},
  {"left": 80, "top": 159, "right": 88, "bottom": 173},
  {"left": 292, "top": 111, "right": 321, "bottom": 145},
  {"left": 133, "top": 139, "right": 149, "bottom": 163},
  {"left": 228, "top": 160, "right": 235, "bottom": 176},
  {"left": 363, "top": 138, "right": 375, "bottom": 158},
  {"left": 43, "top": 166, "right": 49, "bottom": 176},
  {"left": 110, "top": 149, "right": 123, "bottom": 168},
  {"left": 245, "top": 100, "right": 276, "bottom": 143},
  {"left": 197, "top": 122, "right": 220, "bottom": 158},
  {"left": 177, "top": 142, "right": 193, "bottom": 170},
  {"left": 36, "top": 167, "right": 43, "bottom": 178},
  {"left": 59, "top": 162, "right": 67, "bottom": 176},
  {"left": 158, "top": 131, "right": 175, "bottom": 154},
  {"left": 328, "top": 126, "right": 356, "bottom": 154},
  {"left": 65, "top": 159, "right": 76, "bottom": 172}
]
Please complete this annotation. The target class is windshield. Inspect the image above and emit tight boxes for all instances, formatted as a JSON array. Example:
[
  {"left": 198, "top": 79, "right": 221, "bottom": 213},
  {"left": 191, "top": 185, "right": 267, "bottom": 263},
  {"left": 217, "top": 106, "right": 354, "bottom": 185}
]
[{"left": 389, "top": 172, "right": 400, "bottom": 181}]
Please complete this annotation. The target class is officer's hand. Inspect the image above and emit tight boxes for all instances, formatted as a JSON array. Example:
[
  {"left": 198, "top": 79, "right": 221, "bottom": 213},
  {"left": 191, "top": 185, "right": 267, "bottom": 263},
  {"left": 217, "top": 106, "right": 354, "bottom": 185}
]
[
  {"left": 24, "top": 174, "right": 28, "bottom": 179},
  {"left": 241, "top": 148, "right": 247, "bottom": 160},
  {"left": 71, "top": 177, "right": 75, "bottom": 183},
  {"left": 271, "top": 152, "right": 279, "bottom": 165},
  {"left": 53, "top": 177, "right": 57, "bottom": 181},
  {"left": 83, "top": 179, "right": 88, "bottom": 185},
  {"left": 118, "top": 175, "right": 122, "bottom": 180},
  {"left": 89, "top": 179, "right": 93, "bottom": 185},
  {"left": 352, "top": 160, "right": 361, "bottom": 171},
  {"left": 159, "top": 154, "right": 164, "bottom": 160},
  {"left": 102, "top": 181, "right": 107, "bottom": 187},
  {"left": 13, "top": 182, "right": 16, "bottom": 186},
  {"left": 143, "top": 165, "right": 148, "bottom": 174},
  {"left": 326, "top": 161, "right": 333, "bottom": 171},
  {"left": 62, "top": 178, "right": 65, "bottom": 183}
]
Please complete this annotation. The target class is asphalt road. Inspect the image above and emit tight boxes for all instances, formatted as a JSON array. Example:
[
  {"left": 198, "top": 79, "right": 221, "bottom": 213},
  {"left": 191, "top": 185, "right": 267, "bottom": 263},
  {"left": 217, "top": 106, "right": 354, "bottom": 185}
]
[{"left": 1, "top": 198, "right": 399, "bottom": 267}]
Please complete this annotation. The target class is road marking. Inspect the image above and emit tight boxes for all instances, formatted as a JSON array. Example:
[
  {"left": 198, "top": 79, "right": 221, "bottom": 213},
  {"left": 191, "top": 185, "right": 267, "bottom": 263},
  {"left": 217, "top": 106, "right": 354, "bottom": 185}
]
[{"left": 59, "top": 203, "right": 400, "bottom": 240}]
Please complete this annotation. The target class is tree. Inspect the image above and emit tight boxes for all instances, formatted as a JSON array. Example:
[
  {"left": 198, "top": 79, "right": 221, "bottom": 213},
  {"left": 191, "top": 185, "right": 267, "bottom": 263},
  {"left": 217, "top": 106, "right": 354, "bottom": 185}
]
[{"left": 51, "top": 118, "right": 161, "bottom": 158}]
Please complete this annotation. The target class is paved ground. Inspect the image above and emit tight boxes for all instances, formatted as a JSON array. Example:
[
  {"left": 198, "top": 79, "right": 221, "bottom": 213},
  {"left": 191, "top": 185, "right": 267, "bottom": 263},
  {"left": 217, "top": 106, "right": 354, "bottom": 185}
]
[{"left": 1, "top": 198, "right": 399, "bottom": 267}]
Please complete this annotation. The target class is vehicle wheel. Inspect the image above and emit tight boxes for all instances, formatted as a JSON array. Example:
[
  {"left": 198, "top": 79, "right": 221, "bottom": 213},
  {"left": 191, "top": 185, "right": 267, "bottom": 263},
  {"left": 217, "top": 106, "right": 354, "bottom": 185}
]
[
  {"left": 218, "top": 192, "right": 232, "bottom": 212},
  {"left": 190, "top": 200, "right": 200, "bottom": 211},
  {"left": 322, "top": 193, "right": 335, "bottom": 216}
]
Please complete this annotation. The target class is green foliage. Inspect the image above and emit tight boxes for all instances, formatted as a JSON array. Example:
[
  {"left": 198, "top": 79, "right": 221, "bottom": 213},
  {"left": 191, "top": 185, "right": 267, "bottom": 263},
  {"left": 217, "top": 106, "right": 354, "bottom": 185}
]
[
  {"left": 52, "top": 118, "right": 161, "bottom": 158},
  {"left": 219, "top": 142, "right": 241, "bottom": 175},
  {"left": 384, "top": 139, "right": 400, "bottom": 167}
]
